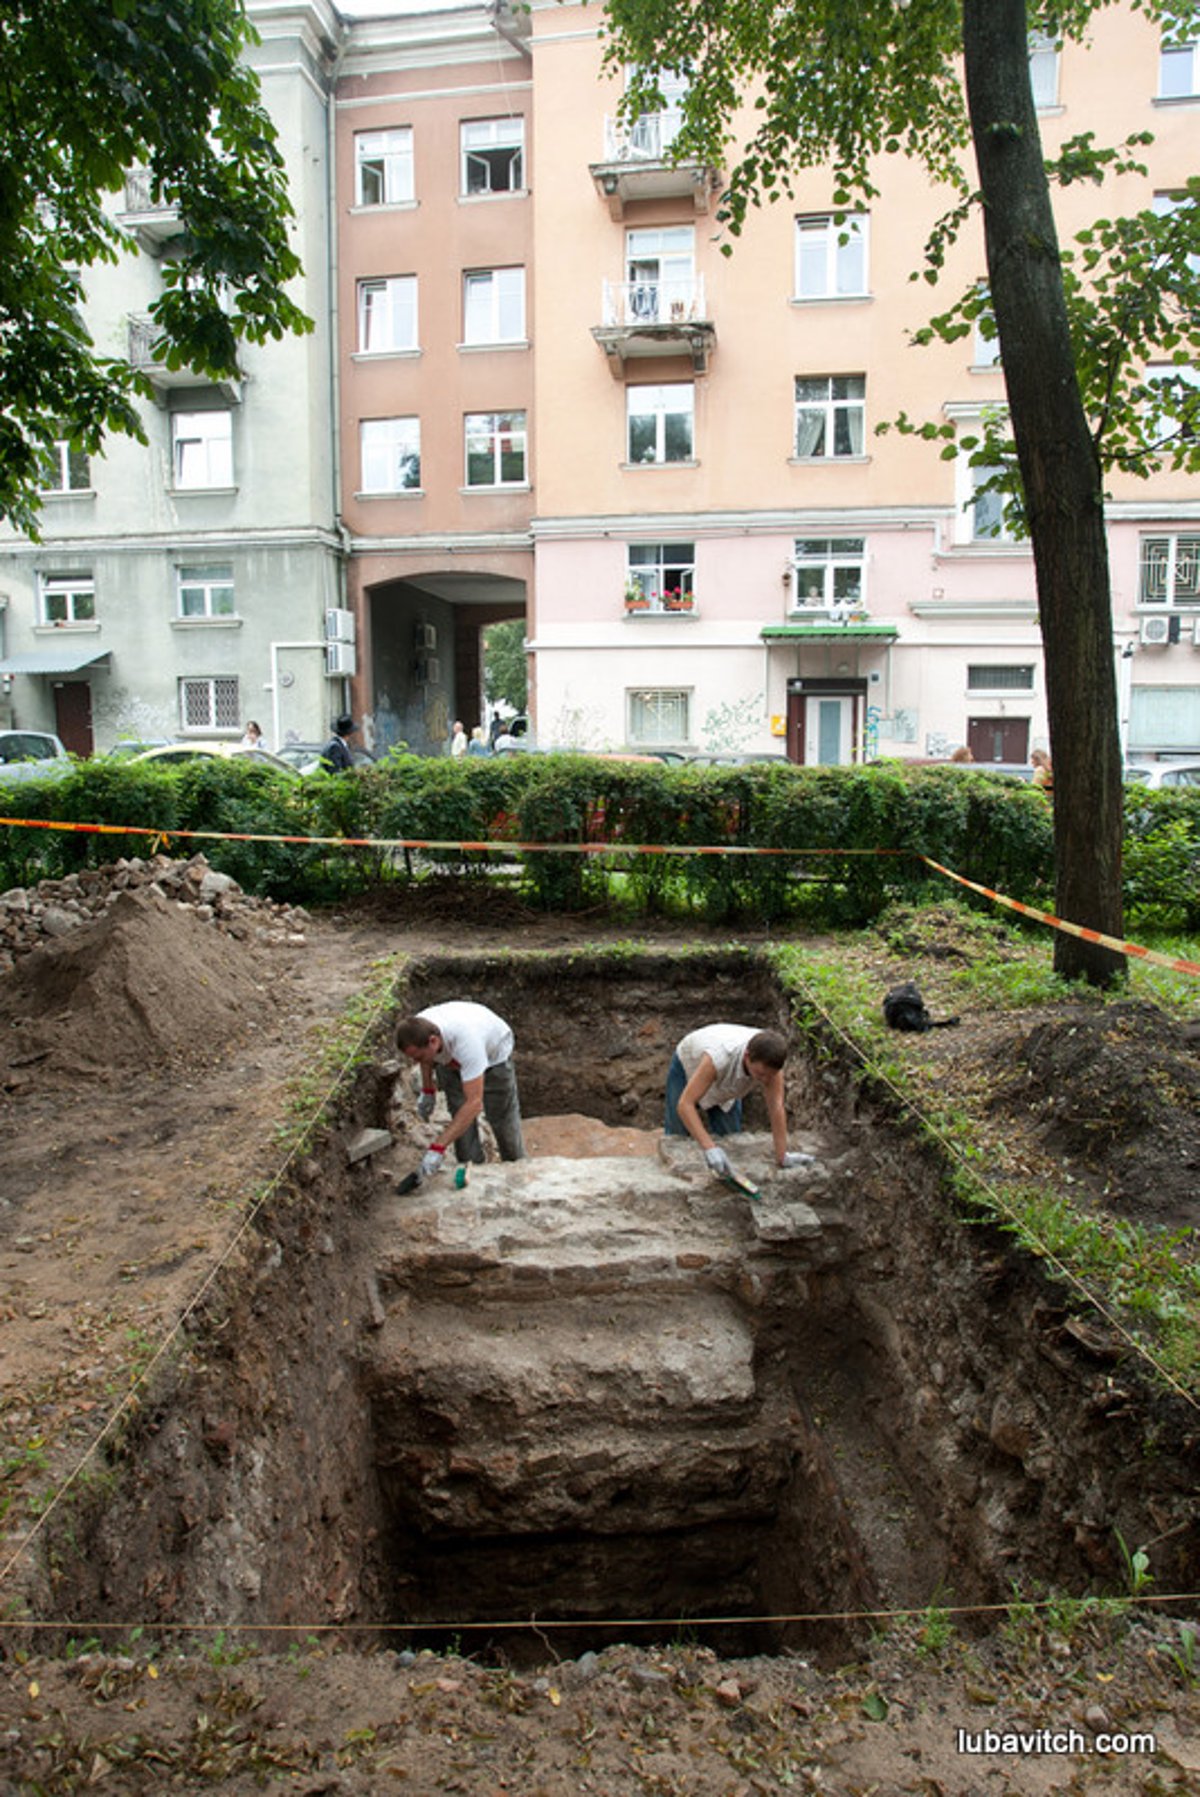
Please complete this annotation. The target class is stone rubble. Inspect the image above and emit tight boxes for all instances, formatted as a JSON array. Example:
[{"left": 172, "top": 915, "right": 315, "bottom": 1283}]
[{"left": 0, "top": 852, "right": 309, "bottom": 973}]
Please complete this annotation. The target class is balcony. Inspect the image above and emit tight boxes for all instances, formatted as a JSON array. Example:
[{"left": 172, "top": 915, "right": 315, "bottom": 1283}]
[
  {"left": 590, "top": 114, "right": 720, "bottom": 218},
  {"left": 593, "top": 277, "right": 715, "bottom": 377},
  {"left": 128, "top": 315, "right": 242, "bottom": 403},
  {"left": 117, "top": 169, "right": 185, "bottom": 251}
]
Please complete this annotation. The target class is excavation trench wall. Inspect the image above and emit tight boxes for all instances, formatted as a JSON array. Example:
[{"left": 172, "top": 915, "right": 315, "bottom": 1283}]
[{"left": 40, "top": 952, "right": 1199, "bottom": 1658}]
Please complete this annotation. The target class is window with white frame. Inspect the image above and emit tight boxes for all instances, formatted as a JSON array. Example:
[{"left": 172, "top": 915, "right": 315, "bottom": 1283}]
[
  {"left": 360, "top": 417, "right": 421, "bottom": 493},
  {"left": 1140, "top": 533, "right": 1200, "bottom": 604},
  {"left": 625, "top": 225, "right": 695, "bottom": 323},
  {"left": 177, "top": 563, "right": 235, "bottom": 619},
  {"left": 627, "top": 542, "right": 694, "bottom": 609},
  {"left": 172, "top": 409, "right": 232, "bottom": 489},
  {"left": 628, "top": 687, "right": 690, "bottom": 747},
  {"left": 972, "top": 284, "right": 1001, "bottom": 367},
  {"left": 464, "top": 412, "right": 527, "bottom": 487},
  {"left": 627, "top": 383, "right": 694, "bottom": 464},
  {"left": 357, "top": 276, "right": 418, "bottom": 354},
  {"left": 968, "top": 457, "right": 1015, "bottom": 542},
  {"left": 793, "top": 375, "right": 865, "bottom": 458},
  {"left": 180, "top": 675, "right": 240, "bottom": 732},
  {"left": 1159, "top": 20, "right": 1199, "bottom": 98},
  {"left": 967, "top": 665, "right": 1035, "bottom": 691},
  {"left": 1028, "top": 32, "right": 1061, "bottom": 108},
  {"left": 355, "top": 127, "right": 414, "bottom": 206},
  {"left": 41, "top": 573, "right": 95, "bottom": 624},
  {"left": 38, "top": 437, "right": 90, "bottom": 493},
  {"left": 1152, "top": 191, "right": 1200, "bottom": 275},
  {"left": 461, "top": 117, "right": 524, "bottom": 194},
  {"left": 1144, "top": 362, "right": 1200, "bottom": 450},
  {"left": 794, "top": 213, "right": 868, "bottom": 300},
  {"left": 626, "top": 67, "right": 688, "bottom": 157},
  {"left": 463, "top": 267, "right": 525, "bottom": 344},
  {"left": 791, "top": 538, "right": 865, "bottom": 609}
]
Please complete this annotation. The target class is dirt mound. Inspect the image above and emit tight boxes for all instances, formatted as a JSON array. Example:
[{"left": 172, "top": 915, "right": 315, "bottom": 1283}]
[
  {"left": 0, "top": 886, "right": 278, "bottom": 1081},
  {"left": 989, "top": 1001, "right": 1200, "bottom": 1230}
]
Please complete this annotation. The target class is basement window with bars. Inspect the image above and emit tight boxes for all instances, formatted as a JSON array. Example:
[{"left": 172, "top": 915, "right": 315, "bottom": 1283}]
[
  {"left": 967, "top": 665, "right": 1035, "bottom": 691},
  {"left": 628, "top": 687, "right": 690, "bottom": 747},
  {"left": 180, "top": 675, "right": 239, "bottom": 732}
]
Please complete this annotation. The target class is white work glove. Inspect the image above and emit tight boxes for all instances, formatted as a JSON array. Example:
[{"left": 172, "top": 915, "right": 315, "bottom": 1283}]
[
  {"left": 704, "top": 1145, "right": 732, "bottom": 1177},
  {"left": 416, "top": 1089, "right": 437, "bottom": 1122},
  {"left": 779, "top": 1151, "right": 816, "bottom": 1170},
  {"left": 420, "top": 1147, "right": 446, "bottom": 1179}
]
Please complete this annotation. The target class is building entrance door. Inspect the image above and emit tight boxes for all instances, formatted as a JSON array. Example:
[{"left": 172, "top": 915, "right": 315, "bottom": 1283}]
[
  {"left": 803, "top": 693, "right": 854, "bottom": 765},
  {"left": 53, "top": 681, "right": 94, "bottom": 757},
  {"left": 967, "top": 715, "right": 1029, "bottom": 764}
]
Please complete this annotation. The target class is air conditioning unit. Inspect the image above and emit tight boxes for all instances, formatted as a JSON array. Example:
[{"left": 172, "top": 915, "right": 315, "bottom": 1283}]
[
  {"left": 414, "top": 656, "right": 441, "bottom": 687},
  {"left": 415, "top": 622, "right": 437, "bottom": 652},
  {"left": 325, "top": 607, "right": 356, "bottom": 644},
  {"left": 326, "top": 641, "right": 357, "bottom": 677},
  {"left": 1140, "top": 614, "right": 1174, "bottom": 646}
]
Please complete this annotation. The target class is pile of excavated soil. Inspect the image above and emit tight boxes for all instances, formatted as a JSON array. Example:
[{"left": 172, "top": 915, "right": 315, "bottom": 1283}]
[{"left": 0, "top": 886, "right": 281, "bottom": 1081}]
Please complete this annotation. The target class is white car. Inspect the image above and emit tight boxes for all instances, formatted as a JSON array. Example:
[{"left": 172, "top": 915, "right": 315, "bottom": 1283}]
[
  {"left": 0, "top": 729, "right": 71, "bottom": 782},
  {"left": 1125, "top": 760, "right": 1200, "bottom": 790},
  {"left": 132, "top": 742, "right": 300, "bottom": 776}
]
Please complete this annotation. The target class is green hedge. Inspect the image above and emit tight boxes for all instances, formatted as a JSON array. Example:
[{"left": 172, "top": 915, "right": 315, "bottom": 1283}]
[{"left": 0, "top": 754, "right": 1056, "bottom": 922}]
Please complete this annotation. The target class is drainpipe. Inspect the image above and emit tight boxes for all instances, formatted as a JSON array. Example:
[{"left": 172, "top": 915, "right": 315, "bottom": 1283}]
[
  {"left": 267, "top": 641, "right": 326, "bottom": 753},
  {"left": 488, "top": 0, "right": 532, "bottom": 58}
]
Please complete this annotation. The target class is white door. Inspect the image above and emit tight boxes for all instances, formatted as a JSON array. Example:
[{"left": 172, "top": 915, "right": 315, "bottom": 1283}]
[{"left": 804, "top": 694, "right": 854, "bottom": 765}]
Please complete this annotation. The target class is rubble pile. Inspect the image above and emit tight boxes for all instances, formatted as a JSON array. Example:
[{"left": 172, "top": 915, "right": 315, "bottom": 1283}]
[{"left": 0, "top": 853, "right": 308, "bottom": 974}]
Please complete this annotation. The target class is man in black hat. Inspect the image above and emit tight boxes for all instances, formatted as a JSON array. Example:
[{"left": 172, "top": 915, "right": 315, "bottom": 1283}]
[{"left": 320, "top": 712, "right": 358, "bottom": 772}]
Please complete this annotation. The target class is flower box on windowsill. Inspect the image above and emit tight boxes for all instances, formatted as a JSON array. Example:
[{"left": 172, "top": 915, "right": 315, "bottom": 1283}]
[
  {"left": 624, "top": 597, "right": 650, "bottom": 613},
  {"left": 661, "top": 596, "right": 694, "bottom": 613}
]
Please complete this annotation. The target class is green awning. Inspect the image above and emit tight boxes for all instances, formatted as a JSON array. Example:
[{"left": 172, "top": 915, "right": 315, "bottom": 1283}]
[{"left": 760, "top": 623, "right": 898, "bottom": 641}]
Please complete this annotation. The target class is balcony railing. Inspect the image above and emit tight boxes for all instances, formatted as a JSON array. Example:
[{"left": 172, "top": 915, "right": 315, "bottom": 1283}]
[
  {"left": 128, "top": 315, "right": 241, "bottom": 398},
  {"left": 603, "top": 112, "right": 686, "bottom": 163},
  {"left": 601, "top": 276, "right": 707, "bottom": 329},
  {"left": 119, "top": 169, "right": 184, "bottom": 248}
]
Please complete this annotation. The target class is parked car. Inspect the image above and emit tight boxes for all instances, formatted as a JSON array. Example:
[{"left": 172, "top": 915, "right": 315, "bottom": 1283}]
[
  {"left": 132, "top": 742, "right": 300, "bottom": 776},
  {"left": 276, "top": 741, "right": 376, "bottom": 774},
  {"left": 105, "top": 738, "right": 173, "bottom": 760},
  {"left": 687, "top": 752, "right": 790, "bottom": 767},
  {"left": 1125, "top": 760, "right": 1200, "bottom": 789},
  {"left": 0, "top": 729, "right": 72, "bottom": 782}
]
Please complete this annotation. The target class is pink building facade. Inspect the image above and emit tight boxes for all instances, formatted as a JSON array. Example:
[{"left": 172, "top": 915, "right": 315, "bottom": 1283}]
[{"left": 334, "top": 1, "right": 1199, "bottom": 763}]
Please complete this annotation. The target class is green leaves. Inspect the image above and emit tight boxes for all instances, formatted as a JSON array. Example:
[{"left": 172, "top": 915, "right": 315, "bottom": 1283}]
[{"left": 0, "top": 0, "right": 312, "bottom": 535}]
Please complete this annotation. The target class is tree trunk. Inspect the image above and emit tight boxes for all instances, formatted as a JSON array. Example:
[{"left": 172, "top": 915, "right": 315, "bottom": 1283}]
[{"left": 962, "top": 0, "right": 1125, "bottom": 985}]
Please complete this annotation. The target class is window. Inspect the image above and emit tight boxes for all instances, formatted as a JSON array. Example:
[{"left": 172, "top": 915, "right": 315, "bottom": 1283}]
[
  {"left": 1152, "top": 191, "right": 1200, "bottom": 276},
  {"left": 463, "top": 267, "right": 525, "bottom": 344},
  {"left": 628, "top": 687, "right": 690, "bottom": 747},
  {"left": 626, "top": 225, "right": 695, "bottom": 323},
  {"left": 355, "top": 127, "right": 414, "bottom": 206},
  {"left": 361, "top": 417, "right": 421, "bottom": 493},
  {"left": 791, "top": 539, "right": 865, "bottom": 608},
  {"left": 461, "top": 117, "right": 524, "bottom": 194},
  {"left": 38, "top": 437, "right": 90, "bottom": 493},
  {"left": 357, "top": 276, "right": 418, "bottom": 354},
  {"left": 969, "top": 458, "right": 1014, "bottom": 541},
  {"left": 1028, "top": 32, "right": 1060, "bottom": 108},
  {"left": 172, "top": 409, "right": 232, "bottom": 489},
  {"left": 1144, "top": 362, "right": 1200, "bottom": 449},
  {"left": 178, "top": 563, "right": 235, "bottom": 619},
  {"left": 793, "top": 376, "right": 865, "bottom": 459},
  {"left": 627, "top": 542, "right": 694, "bottom": 609},
  {"left": 973, "top": 284, "right": 1001, "bottom": 367},
  {"left": 967, "top": 665, "right": 1035, "bottom": 691},
  {"left": 180, "top": 675, "right": 240, "bottom": 732},
  {"left": 41, "top": 573, "right": 95, "bottom": 624},
  {"left": 464, "top": 412, "right": 527, "bottom": 487},
  {"left": 794, "top": 213, "right": 868, "bottom": 299},
  {"left": 1140, "top": 534, "right": 1200, "bottom": 604},
  {"left": 1159, "top": 21, "right": 1199, "bottom": 98},
  {"left": 626, "top": 68, "right": 688, "bottom": 158},
  {"left": 627, "top": 384, "right": 694, "bottom": 464}
]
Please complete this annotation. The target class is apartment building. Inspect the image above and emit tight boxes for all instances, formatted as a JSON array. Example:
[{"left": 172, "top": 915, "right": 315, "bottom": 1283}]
[
  {"left": 1, "top": 1, "right": 1195, "bottom": 765},
  {"left": 0, "top": 0, "right": 343, "bottom": 757}
]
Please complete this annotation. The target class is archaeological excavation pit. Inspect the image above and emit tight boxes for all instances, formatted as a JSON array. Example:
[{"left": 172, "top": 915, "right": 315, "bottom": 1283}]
[{"left": 42, "top": 949, "right": 1200, "bottom": 1665}]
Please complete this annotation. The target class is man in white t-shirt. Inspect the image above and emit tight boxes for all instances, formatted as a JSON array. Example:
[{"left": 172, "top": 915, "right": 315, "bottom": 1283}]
[
  {"left": 395, "top": 1000, "right": 525, "bottom": 1178},
  {"left": 665, "top": 1023, "right": 812, "bottom": 1179}
]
